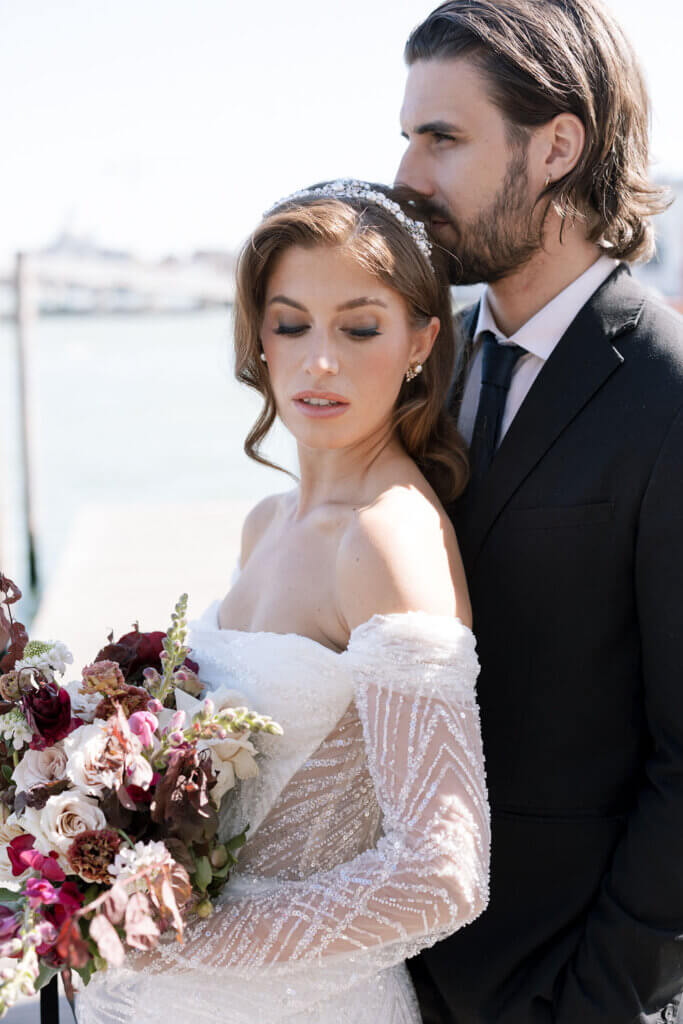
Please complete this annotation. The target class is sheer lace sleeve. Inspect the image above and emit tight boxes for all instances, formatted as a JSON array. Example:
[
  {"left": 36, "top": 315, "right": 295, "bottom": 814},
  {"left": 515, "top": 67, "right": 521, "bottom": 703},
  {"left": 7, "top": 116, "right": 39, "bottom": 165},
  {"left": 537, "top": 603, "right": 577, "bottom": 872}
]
[{"left": 148, "top": 612, "right": 489, "bottom": 990}]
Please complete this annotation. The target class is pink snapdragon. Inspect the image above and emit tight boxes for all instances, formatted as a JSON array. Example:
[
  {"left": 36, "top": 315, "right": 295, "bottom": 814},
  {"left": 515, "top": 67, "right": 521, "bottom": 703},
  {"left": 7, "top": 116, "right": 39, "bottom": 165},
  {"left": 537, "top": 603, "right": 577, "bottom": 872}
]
[
  {"left": 128, "top": 710, "right": 158, "bottom": 748},
  {"left": 25, "top": 877, "right": 59, "bottom": 908}
]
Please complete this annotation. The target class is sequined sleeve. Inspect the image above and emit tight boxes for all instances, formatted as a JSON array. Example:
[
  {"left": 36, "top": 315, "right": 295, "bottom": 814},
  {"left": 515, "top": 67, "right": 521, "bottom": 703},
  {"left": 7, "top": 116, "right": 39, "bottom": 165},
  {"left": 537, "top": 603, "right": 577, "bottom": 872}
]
[{"left": 149, "top": 612, "right": 490, "bottom": 992}]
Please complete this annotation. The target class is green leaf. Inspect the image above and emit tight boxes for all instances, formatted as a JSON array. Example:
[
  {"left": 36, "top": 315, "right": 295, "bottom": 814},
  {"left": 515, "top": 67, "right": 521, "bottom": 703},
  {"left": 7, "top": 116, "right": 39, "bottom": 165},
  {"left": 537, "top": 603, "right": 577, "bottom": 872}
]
[
  {"left": 224, "top": 828, "right": 248, "bottom": 853},
  {"left": 35, "top": 964, "right": 60, "bottom": 991},
  {"left": 74, "top": 960, "right": 96, "bottom": 987},
  {"left": 0, "top": 888, "right": 22, "bottom": 905},
  {"left": 210, "top": 862, "right": 231, "bottom": 880},
  {"left": 1, "top": 764, "right": 13, "bottom": 782}
]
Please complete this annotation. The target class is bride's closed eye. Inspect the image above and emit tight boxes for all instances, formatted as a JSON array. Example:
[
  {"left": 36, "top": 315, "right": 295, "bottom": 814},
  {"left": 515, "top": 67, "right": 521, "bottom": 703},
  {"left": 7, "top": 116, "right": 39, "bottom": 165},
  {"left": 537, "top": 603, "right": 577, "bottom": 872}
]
[
  {"left": 273, "top": 323, "right": 382, "bottom": 339},
  {"left": 274, "top": 323, "right": 308, "bottom": 336}
]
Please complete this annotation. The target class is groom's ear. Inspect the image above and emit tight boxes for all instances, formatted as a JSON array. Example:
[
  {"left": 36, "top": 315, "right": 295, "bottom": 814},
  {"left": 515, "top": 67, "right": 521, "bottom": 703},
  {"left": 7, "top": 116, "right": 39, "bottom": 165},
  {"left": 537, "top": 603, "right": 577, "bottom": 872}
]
[
  {"left": 532, "top": 112, "right": 586, "bottom": 186},
  {"left": 411, "top": 316, "right": 440, "bottom": 365}
]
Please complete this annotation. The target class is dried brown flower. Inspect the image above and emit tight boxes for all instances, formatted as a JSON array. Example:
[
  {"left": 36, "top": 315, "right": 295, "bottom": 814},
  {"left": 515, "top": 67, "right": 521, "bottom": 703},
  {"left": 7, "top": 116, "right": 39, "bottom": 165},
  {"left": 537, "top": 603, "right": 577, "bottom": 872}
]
[
  {"left": 94, "top": 686, "right": 151, "bottom": 720},
  {"left": 81, "top": 661, "right": 126, "bottom": 696},
  {"left": 66, "top": 828, "right": 122, "bottom": 883}
]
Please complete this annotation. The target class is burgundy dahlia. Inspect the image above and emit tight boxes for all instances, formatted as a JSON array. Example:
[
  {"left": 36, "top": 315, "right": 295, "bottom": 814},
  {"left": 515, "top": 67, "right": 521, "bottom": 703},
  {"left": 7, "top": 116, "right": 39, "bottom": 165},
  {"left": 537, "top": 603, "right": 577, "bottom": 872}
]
[
  {"left": 21, "top": 680, "right": 80, "bottom": 750},
  {"left": 95, "top": 627, "right": 198, "bottom": 685}
]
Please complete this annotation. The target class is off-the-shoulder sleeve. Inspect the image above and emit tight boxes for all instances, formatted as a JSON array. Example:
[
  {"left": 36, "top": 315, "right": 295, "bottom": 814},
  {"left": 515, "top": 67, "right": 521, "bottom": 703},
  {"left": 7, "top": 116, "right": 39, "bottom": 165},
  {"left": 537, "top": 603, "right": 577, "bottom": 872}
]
[{"left": 144, "top": 612, "right": 490, "bottom": 1002}]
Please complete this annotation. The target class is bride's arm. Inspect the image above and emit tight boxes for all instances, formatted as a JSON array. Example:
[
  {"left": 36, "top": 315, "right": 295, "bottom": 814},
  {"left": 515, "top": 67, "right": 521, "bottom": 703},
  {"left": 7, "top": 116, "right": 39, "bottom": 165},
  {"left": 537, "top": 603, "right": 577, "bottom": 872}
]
[{"left": 143, "top": 495, "right": 489, "bottom": 979}]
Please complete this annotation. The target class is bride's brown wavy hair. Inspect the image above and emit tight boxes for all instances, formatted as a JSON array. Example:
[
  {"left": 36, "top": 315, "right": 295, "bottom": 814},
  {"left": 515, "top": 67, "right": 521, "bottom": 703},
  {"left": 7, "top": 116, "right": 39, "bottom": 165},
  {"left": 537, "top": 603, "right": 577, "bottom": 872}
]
[{"left": 233, "top": 183, "right": 469, "bottom": 504}]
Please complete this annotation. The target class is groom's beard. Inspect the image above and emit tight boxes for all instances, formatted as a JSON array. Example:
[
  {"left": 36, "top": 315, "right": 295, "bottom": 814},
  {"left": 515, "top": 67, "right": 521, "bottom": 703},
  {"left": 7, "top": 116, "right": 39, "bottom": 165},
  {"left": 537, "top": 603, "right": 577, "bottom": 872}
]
[{"left": 431, "top": 147, "right": 544, "bottom": 286}]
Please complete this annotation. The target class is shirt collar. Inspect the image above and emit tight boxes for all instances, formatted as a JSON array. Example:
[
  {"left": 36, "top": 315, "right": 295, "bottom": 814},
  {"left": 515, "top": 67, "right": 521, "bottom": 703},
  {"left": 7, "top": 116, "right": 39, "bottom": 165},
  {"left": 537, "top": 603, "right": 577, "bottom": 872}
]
[{"left": 474, "top": 254, "right": 619, "bottom": 360}]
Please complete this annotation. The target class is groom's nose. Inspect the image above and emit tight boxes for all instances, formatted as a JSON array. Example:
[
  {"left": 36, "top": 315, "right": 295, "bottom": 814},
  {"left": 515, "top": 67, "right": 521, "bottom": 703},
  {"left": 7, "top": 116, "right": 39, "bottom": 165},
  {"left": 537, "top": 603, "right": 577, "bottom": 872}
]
[{"left": 395, "top": 147, "right": 434, "bottom": 199}]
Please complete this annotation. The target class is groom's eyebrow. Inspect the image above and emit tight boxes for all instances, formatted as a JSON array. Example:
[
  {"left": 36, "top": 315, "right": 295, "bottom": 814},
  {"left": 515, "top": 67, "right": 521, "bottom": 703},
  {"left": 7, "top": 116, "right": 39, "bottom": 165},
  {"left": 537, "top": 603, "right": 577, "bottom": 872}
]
[{"left": 401, "top": 119, "right": 463, "bottom": 138}]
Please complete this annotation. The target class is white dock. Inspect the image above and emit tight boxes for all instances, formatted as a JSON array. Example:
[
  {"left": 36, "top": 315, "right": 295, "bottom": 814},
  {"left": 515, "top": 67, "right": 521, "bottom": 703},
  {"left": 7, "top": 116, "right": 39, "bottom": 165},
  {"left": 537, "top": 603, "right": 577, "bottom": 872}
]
[{"left": 31, "top": 500, "right": 252, "bottom": 671}]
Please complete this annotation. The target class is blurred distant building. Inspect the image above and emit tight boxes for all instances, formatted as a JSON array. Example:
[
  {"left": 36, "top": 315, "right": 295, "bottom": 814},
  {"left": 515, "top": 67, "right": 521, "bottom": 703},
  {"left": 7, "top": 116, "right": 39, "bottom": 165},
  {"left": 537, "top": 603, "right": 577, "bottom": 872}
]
[{"left": 632, "top": 178, "right": 683, "bottom": 309}]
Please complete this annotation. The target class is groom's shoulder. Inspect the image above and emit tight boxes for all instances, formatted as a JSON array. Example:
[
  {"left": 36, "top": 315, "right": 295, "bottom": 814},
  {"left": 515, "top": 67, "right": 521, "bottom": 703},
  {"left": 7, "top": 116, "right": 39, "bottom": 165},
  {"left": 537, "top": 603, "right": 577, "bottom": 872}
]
[{"left": 608, "top": 271, "right": 683, "bottom": 382}]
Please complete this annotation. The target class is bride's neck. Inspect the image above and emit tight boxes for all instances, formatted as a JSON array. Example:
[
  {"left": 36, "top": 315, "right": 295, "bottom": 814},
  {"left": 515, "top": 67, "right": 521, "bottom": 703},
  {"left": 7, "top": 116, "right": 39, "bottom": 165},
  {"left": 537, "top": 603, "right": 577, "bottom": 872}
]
[{"left": 294, "top": 430, "right": 403, "bottom": 518}]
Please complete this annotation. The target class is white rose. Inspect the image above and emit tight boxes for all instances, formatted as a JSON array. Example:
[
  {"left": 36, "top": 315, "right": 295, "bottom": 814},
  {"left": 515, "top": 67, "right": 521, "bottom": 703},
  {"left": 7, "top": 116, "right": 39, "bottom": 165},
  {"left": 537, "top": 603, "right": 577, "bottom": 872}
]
[
  {"left": 64, "top": 715, "right": 153, "bottom": 797},
  {"left": 203, "top": 735, "right": 259, "bottom": 806},
  {"left": 12, "top": 742, "right": 67, "bottom": 793},
  {"left": 20, "top": 790, "right": 106, "bottom": 868},
  {"left": 63, "top": 680, "right": 101, "bottom": 723},
  {"left": 0, "top": 820, "right": 30, "bottom": 892},
  {"left": 63, "top": 721, "right": 123, "bottom": 795}
]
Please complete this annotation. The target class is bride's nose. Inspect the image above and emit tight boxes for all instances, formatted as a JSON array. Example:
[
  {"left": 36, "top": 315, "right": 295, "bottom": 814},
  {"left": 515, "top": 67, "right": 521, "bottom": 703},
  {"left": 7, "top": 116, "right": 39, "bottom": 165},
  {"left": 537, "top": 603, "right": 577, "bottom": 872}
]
[{"left": 302, "top": 330, "right": 339, "bottom": 376}]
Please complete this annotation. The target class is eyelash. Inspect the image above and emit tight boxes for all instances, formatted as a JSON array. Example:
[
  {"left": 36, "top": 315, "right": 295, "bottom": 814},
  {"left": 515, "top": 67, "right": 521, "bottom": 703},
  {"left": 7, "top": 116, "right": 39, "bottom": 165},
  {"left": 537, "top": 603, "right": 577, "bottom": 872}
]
[
  {"left": 273, "top": 326, "right": 381, "bottom": 339},
  {"left": 433, "top": 132, "right": 456, "bottom": 144}
]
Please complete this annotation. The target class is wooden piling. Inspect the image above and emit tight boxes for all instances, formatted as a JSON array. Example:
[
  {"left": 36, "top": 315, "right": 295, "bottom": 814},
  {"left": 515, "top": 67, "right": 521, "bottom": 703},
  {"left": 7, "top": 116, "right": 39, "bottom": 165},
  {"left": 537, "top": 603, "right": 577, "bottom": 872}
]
[{"left": 15, "top": 252, "right": 40, "bottom": 595}]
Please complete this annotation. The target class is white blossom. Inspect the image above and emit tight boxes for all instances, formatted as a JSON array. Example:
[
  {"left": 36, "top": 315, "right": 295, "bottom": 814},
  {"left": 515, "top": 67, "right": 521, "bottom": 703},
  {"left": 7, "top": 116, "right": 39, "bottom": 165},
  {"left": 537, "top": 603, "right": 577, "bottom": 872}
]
[
  {"left": 0, "top": 708, "right": 33, "bottom": 751},
  {"left": 108, "top": 840, "right": 172, "bottom": 881},
  {"left": 15, "top": 642, "right": 73, "bottom": 680}
]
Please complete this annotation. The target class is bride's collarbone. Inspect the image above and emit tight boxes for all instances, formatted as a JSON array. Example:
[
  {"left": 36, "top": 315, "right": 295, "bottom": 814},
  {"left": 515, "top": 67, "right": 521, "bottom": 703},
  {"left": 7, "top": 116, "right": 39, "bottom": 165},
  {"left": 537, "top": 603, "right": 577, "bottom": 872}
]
[{"left": 219, "top": 533, "right": 348, "bottom": 652}]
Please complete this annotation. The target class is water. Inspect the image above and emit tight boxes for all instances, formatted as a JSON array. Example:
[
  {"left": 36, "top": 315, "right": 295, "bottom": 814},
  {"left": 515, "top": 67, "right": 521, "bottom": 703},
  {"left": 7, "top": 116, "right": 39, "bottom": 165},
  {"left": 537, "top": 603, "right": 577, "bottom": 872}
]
[{"left": 0, "top": 311, "right": 296, "bottom": 621}]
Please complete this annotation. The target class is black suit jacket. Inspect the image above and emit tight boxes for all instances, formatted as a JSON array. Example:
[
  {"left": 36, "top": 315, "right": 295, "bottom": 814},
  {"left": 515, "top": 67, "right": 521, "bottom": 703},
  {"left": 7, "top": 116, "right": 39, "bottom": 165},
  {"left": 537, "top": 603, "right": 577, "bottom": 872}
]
[{"left": 410, "top": 265, "right": 683, "bottom": 1023}]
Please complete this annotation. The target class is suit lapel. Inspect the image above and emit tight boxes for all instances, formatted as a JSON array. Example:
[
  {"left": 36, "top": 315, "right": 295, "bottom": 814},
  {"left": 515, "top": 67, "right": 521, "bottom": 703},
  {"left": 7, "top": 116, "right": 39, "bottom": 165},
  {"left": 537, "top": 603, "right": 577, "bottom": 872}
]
[
  {"left": 456, "top": 265, "right": 645, "bottom": 568},
  {"left": 448, "top": 301, "right": 480, "bottom": 417}
]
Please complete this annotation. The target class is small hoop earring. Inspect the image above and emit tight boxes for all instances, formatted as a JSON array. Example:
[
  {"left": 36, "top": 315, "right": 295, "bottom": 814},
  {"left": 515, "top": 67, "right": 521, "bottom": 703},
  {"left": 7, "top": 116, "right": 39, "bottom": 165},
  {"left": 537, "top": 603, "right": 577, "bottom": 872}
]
[
  {"left": 259, "top": 352, "right": 267, "bottom": 363},
  {"left": 405, "top": 362, "right": 423, "bottom": 382}
]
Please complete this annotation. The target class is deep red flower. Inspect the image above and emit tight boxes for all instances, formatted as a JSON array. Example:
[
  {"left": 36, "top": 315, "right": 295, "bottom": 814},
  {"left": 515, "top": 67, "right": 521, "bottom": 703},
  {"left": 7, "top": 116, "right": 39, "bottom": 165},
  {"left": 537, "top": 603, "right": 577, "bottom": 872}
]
[
  {"left": 7, "top": 833, "right": 35, "bottom": 876},
  {"left": 96, "top": 627, "right": 198, "bottom": 684},
  {"left": 55, "top": 917, "right": 90, "bottom": 968},
  {"left": 42, "top": 882, "right": 83, "bottom": 936},
  {"left": 23, "top": 848, "right": 66, "bottom": 883},
  {"left": 127, "top": 770, "right": 160, "bottom": 804},
  {"left": 21, "top": 680, "right": 81, "bottom": 750}
]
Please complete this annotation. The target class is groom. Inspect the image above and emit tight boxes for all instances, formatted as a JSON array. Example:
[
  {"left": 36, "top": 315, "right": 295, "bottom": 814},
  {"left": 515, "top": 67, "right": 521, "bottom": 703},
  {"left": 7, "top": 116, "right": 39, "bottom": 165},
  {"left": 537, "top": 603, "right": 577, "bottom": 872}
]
[{"left": 396, "top": 2, "right": 683, "bottom": 1022}]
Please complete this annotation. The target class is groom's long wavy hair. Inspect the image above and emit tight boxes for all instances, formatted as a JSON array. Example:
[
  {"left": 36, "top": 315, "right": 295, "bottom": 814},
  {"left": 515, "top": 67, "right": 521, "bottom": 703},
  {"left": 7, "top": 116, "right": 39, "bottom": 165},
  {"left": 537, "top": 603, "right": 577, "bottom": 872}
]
[
  {"left": 233, "top": 188, "right": 469, "bottom": 503},
  {"left": 406, "top": 0, "right": 670, "bottom": 262}
]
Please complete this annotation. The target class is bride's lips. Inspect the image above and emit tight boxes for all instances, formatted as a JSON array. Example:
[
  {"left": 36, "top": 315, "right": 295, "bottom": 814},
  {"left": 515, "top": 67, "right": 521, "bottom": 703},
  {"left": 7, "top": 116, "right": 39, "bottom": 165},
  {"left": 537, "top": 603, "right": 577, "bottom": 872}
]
[{"left": 292, "top": 390, "right": 350, "bottom": 419}]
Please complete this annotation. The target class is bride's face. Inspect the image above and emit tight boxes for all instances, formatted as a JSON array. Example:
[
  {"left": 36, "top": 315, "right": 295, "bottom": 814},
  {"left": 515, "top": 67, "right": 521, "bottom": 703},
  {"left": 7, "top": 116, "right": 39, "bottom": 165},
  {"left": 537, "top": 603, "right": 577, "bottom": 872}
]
[{"left": 260, "top": 244, "right": 438, "bottom": 452}]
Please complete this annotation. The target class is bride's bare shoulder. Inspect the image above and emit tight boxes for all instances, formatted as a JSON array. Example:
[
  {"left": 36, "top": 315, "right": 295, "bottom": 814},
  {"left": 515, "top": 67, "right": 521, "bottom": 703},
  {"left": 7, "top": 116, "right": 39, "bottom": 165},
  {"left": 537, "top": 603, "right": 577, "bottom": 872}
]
[
  {"left": 239, "top": 490, "right": 295, "bottom": 567},
  {"left": 336, "top": 483, "right": 471, "bottom": 633}
]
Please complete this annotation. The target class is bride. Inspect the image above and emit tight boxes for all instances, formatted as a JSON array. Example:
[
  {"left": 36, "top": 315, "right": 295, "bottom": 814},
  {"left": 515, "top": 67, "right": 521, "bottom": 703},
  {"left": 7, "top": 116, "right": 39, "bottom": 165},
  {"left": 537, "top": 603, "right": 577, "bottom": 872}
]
[{"left": 75, "top": 180, "right": 490, "bottom": 1023}]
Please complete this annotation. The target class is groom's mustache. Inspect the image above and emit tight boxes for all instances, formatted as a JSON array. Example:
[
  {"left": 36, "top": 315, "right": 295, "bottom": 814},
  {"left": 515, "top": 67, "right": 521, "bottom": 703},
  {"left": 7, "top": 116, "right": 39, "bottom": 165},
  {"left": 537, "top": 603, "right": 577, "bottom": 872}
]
[{"left": 390, "top": 185, "right": 457, "bottom": 238}]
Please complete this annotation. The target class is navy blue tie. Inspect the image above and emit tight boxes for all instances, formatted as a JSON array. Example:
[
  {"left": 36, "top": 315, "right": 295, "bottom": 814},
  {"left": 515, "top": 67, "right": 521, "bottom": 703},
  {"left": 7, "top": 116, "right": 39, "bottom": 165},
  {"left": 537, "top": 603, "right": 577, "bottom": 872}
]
[{"left": 469, "top": 330, "right": 525, "bottom": 484}]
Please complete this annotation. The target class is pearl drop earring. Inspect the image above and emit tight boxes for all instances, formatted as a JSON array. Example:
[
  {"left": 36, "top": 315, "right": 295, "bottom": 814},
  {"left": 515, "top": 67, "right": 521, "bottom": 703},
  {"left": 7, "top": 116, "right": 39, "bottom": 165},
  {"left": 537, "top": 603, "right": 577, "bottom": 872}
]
[
  {"left": 260, "top": 352, "right": 267, "bottom": 363},
  {"left": 405, "top": 363, "right": 423, "bottom": 382}
]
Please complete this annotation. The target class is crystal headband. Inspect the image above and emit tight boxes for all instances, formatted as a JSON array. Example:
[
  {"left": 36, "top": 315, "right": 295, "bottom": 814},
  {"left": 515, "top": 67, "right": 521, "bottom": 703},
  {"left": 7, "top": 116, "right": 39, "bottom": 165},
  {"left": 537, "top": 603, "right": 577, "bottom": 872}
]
[{"left": 264, "top": 179, "right": 433, "bottom": 267}]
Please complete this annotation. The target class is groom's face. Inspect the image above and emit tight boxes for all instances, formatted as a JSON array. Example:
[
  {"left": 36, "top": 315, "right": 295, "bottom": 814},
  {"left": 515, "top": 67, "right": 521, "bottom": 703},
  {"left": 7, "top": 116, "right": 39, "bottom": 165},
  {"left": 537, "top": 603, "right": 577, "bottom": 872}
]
[{"left": 397, "top": 57, "right": 543, "bottom": 284}]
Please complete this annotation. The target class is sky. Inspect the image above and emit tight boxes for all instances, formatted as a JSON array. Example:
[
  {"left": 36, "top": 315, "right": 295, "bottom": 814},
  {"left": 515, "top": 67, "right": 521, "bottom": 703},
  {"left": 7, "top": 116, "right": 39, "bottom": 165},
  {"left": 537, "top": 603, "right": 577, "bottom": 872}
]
[{"left": 0, "top": 0, "right": 681, "bottom": 264}]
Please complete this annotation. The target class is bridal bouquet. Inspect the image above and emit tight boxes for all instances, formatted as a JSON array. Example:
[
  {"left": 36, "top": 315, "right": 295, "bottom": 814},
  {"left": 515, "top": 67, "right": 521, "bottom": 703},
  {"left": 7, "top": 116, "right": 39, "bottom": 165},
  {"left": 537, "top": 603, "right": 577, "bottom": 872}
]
[{"left": 0, "top": 573, "right": 281, "bottom": 1016}]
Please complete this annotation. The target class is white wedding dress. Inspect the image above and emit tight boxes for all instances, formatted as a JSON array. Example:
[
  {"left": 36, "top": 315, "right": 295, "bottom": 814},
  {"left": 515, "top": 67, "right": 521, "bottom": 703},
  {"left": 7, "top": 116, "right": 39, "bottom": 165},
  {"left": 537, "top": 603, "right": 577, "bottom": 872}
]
[{"left": 76, "top": 605, "right": 490, "bottom": 1024}]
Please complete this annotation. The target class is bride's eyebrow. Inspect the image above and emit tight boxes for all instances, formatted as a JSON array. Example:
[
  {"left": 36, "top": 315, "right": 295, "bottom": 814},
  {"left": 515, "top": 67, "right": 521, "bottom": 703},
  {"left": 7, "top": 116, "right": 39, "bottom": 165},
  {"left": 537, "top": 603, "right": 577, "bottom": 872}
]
[
  {"left": 336, "top": 298, "right": 388, "bottom": 311},
  {"left": 268, "top": 295, "right": 308, "bottom": 311},
  {"left": 267, "top": 296, "right": 388, "bottom": 312}
]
